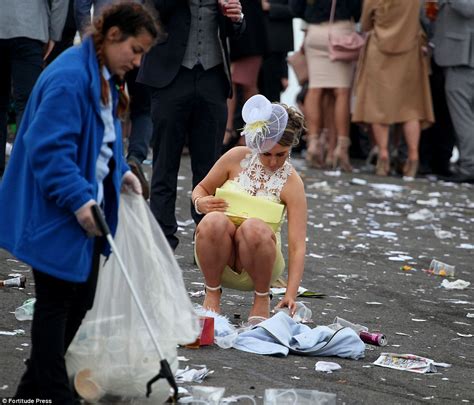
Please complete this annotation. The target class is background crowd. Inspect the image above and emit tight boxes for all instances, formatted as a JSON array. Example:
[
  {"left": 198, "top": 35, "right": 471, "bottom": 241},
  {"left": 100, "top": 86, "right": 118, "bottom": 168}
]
[
  {"left": 0, "top": 1, "right": 473, "bottom": 402},
  {"left": 1, "top": 0, "right": 474, "bottom": 246}
]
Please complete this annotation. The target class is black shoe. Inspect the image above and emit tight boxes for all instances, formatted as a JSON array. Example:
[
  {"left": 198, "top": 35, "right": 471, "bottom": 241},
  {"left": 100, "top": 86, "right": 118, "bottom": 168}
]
[
  {"left": 127, "top": 156, "right": 150, "bottom": 200},
  {"left": 437, "top": 172, "right": 474, "bottom": 184}
]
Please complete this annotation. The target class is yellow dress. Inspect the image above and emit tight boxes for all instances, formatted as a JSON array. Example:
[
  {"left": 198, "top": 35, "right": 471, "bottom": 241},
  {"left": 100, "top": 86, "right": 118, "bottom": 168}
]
[{"left": 195, "top": 152, "right": 291, "bottom": 291}]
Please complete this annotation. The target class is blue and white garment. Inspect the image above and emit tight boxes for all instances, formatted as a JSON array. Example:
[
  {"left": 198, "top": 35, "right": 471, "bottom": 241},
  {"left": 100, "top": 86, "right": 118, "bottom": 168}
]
[
  {"left": 198, "top": 309, "right": 365, "bottom": 359},
  {"left": 96, "top": 66, "right": 116, "bottom": 205},
  {"left": 232, "top": 312, "right": 366, "bottom": 359}
]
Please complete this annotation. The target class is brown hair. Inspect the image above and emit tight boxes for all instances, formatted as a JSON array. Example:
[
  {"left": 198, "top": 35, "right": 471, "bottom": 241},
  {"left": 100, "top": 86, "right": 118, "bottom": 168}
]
[
  {"left": 90, "top": 2, "right": 160, "bottom": 118},
  {"left": 277, "top": 104, "right": 307, "bottom": 148}
]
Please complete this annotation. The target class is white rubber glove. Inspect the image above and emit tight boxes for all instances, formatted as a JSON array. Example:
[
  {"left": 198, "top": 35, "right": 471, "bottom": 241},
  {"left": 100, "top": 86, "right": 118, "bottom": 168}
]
[
  {"left": 121, "top": 170, "right": 142, "bottom": 195},
  {"left": 75, "top": 200, "right": 102, "bottom": 237}
]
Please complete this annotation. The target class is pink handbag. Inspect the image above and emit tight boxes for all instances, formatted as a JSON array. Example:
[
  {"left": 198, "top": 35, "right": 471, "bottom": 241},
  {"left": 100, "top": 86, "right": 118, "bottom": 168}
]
[{"left": 328, "top": 0, "right": 365, "bottom": 62}]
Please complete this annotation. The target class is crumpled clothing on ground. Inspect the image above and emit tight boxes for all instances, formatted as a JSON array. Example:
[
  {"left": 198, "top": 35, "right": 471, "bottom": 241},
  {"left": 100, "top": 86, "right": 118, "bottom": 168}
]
[{"left": 232, "top": 312, "right": 365, "bottom": 359}]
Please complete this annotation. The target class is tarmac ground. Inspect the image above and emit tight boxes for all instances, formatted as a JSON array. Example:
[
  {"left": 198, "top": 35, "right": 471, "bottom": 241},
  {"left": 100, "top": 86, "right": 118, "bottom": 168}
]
[{"left": 1, "top": 155, "right": 473, "bottom": 404}]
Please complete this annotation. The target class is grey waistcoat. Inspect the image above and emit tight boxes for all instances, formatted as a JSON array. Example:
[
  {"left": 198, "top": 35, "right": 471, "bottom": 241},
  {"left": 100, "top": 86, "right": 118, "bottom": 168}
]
[{"left": 182, "top": 0, "right": 223, "bottom": 70}]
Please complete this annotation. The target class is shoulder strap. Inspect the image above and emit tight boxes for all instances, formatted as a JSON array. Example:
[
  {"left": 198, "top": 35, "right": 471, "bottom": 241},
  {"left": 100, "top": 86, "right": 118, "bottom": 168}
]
[{"left": 330, "top": 0, "right": 337, "bottom": 25}]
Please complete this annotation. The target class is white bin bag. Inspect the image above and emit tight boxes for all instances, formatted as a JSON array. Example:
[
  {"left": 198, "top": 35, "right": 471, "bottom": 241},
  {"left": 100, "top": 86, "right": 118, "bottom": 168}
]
[{"left": 66, "top": 193, "right": 199, "bottom": 403}]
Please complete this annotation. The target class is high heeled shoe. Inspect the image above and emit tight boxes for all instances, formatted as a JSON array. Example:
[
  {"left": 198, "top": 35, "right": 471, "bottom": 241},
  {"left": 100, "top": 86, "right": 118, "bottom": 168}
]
[
  {"left": 325, "top": 152, "right": 334, "bottom": 169},
  {"left": 305, "top": 133, "right": 324, "bottom": 168},
  {"left": 332, "top": 136, "right": 352, "bottom": 172},
  {"left": 375, "top": 156, "right": 390, "bottom": 176},
  {"left": 403, "top": 160, "right": 419, "bottom": 181}
]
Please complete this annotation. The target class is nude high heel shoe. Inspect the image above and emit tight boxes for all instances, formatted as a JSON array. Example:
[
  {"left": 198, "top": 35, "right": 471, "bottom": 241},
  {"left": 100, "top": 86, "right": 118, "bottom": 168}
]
[
  {"left": 332, "top": 136, "right": 352, "bottom": 172},
  {"left": 375, "top": 156, "right": 390, "bottom": 176},
  {"left": 403, "top": 160, "right": 419, "bottom": 181},
  {"left": 305, "top": 133, "right": 324, "bottom": 168}
]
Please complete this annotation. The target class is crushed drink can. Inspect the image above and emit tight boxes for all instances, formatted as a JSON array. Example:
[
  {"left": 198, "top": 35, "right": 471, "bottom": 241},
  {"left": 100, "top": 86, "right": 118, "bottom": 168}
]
[{"left": 359, "top": 331, "right": 387, "bottom": 346}]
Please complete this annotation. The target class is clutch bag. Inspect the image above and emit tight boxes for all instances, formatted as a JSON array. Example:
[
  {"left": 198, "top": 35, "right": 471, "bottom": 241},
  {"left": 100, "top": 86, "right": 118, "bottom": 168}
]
[{"left": 215, "top": 187, "right": 284, "bottom": 232}]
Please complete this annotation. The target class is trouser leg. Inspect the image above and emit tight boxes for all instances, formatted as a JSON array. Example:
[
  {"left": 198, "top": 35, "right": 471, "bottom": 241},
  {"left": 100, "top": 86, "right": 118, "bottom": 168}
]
[
  {"left": 188, "top": 65, "right": 228, "bottom": 224},
  {"left": 445, "top": 67, "right": 474, "bottom": 176},
  {"left": 126, "top": 68, "right": 152, "bottom": 163},
  {"left": 149, "top": 67, "right": 194, "bottom": 249},
  {"left": 0, "top": 40, "right": 12, "bottom": 177},
  {"left": 10, "top": 37, "right": 43, "bottom": 130}
]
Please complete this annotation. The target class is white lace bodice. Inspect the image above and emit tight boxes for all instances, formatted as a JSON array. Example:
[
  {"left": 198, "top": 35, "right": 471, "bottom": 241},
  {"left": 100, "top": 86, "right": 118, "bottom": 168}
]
[{"left": 233, "top": 152, "right": 292, "bottom": 202}]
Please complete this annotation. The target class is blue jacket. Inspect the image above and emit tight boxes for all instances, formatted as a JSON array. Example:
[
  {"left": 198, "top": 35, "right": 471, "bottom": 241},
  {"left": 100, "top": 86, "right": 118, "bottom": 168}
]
[{"left": 0, "top": 37, "right": 128, "bottom": 282}]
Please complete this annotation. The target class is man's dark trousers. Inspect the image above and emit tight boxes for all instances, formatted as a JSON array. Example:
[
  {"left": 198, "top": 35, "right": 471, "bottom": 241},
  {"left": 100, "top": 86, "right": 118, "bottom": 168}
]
[
  {"left": 150, "top": 64, "right": 228, "bottom": 250},
  {"left": 0, "top": 38, "right": 43, "bottom": 177}
]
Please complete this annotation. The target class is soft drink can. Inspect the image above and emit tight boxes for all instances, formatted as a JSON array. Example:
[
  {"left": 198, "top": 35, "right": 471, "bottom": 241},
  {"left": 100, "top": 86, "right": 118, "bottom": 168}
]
[{"left": 359, "top": 331, "right": 387, "bottom": 346}]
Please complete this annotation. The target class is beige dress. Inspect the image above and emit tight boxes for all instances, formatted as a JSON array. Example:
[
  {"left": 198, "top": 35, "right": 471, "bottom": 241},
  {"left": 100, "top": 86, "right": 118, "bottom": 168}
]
[
  {"left": 305, "top": 21, "right": 356, "bottom": 88},
  {"left": 352, "top": 0, "right": 434, "bottom": 128}
]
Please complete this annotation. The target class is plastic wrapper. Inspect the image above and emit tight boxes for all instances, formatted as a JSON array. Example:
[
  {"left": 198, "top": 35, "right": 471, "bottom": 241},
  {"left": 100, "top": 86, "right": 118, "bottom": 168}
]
[
  {"left": 264, "top": 388, "right": 336, "bottom": 405},
  {"left": 66, "top": 193, "right": 200, "bottom": 402}
]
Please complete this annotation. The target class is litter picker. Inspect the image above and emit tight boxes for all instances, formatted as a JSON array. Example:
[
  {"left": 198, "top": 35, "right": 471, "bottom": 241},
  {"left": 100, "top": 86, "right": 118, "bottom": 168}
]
[{"left": 92, "top": 204, "right": 178, "bottom": 402}]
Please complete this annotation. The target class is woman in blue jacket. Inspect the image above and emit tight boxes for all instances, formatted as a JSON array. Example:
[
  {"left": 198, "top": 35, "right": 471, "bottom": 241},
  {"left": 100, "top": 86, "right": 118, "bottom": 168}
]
[{"left": 0, "top": 3, "right": 159, "bottom": 402}]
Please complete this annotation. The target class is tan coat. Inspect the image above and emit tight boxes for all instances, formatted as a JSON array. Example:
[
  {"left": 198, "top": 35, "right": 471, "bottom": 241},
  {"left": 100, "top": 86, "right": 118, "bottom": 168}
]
[{"left": 352, "top": 0, "right": 434, "bottom": 128}]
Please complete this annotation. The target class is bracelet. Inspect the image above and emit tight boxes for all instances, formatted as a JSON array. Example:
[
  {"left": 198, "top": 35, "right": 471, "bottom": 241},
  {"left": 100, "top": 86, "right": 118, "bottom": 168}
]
[{"left": 194, "top": 196, "right": 204, "bottom": 215}]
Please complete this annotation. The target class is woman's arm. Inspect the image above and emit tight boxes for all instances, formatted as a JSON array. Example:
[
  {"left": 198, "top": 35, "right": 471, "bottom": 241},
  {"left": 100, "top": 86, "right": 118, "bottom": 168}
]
[
  {"left": 360, "top": 0, "right": 376, "bottom": 32},
  {"left": 191, "top": 147, "right": 248, "bottom": 214},
  {"left": 23, "top": 81, "right": 94, "bottom": 214},
  {"left": 277, "top": 170, "right": 307, "bottom": 311}
]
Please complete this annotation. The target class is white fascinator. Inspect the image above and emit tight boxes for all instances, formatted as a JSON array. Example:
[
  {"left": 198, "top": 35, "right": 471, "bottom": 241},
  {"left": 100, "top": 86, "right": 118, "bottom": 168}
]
[{"left": 241, "top": 95, "right": 289, "bottom": 153}]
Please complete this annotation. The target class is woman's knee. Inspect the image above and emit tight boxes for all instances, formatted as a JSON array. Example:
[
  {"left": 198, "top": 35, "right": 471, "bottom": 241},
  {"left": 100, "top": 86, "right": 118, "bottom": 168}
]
[
  {"left": 333, "top": 88, "right": 350, "bottom": 99},
  {"left": 237, "top": 219, "right": 275, "bottom": 247},
  {"left": 196, "top": 212, "right": 233, "bottom": 241}
]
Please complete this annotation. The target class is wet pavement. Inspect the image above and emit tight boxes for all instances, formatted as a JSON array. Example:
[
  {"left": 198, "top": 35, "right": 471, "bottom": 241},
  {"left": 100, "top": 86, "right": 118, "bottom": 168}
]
[{"left": 1, "top": 155, "right": 473, "bottom": 404}]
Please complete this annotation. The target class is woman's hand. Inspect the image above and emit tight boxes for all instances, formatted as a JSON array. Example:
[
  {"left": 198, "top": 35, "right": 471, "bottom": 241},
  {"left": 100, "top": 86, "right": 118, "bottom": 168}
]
[
  {"left": 75, "top": 200, "right": 102, "bottom": 237},
  {"left": 274, "top": 295, "right": 297, "bottom": 316},
  {"left": 121, "top": 171, "right": 142, "bottom": 195},
  {"left": 195, "top": 196, "right": 228, "bottom": 214}
]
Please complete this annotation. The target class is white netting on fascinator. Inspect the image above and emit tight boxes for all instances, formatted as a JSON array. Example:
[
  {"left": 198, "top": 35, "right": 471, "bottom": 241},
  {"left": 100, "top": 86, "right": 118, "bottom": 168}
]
[{"left": 241, "top": 95, "right": 289, "bottom": 153}]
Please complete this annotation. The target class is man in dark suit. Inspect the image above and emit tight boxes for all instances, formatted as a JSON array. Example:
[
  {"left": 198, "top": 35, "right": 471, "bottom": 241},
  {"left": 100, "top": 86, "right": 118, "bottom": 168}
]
[
  {"left": 259, "top": 0, "right": 295, "bottom": 102},
  {"left": 137, "top": 0, "right": 245, "bottom": 249},
  {"left": 433, "top": 0, "right": 474, "bottom": 183}
]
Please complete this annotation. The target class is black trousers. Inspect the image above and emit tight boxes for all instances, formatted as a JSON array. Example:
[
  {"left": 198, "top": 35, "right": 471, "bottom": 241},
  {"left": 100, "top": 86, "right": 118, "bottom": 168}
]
[
  {"left": 419, "top": 61, "right": 455, "bottom": 175},
  {"left": 15, "top": 239, "right": 103, "bottom": 404},
  {"left": 258, "top": 52, "right": 288, "bottom": 103},
  {"left": 125, "top": 67, "right": 152, "bottom": 163},
  {"left": 0, "top": 37, "right": 44, "bottom": 177},
  {"left": 149, "top": 64, "right": 228, "bottom": 249}
]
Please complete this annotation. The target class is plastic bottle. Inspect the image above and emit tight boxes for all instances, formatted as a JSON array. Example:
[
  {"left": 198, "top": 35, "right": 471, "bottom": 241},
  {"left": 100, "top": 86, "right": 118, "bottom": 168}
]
[
  {"left": 333, "top": 316, "right": 368, "bottom": 334},
  {"left": 15, "top": 298, "right": 36, "bottom": 321},
  {"left": 276, "top": 302, "right": 312, "bottom": 323}
]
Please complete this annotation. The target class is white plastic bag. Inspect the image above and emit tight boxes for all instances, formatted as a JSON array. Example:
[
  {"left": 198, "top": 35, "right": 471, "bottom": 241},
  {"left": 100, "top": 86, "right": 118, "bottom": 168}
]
[{"left": 66, "top": 193, "right": 199, "bottom": 403}]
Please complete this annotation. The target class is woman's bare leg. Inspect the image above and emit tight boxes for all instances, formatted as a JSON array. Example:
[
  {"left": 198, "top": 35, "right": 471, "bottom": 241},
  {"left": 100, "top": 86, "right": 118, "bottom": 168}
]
[
  {"left": 234, "top": 219, "right": 276, "bottom": 319},
  {"left": 322, "top": 92, "right": 336, "bottom": 167},
  {"left": 372, "top": 123, "right": 390, "bottom": 175},
  {"left": 195, "top": 212, "right": 236, "bottom": 313},
  {"left": 332, "top": 87, "right": 352, "bottom": 171},
  {"left": 304, "top": 88, "right": 325, "bottom": 167},
  {"left": 402, "top": 119, "right": 421, "bottom": 162}
]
